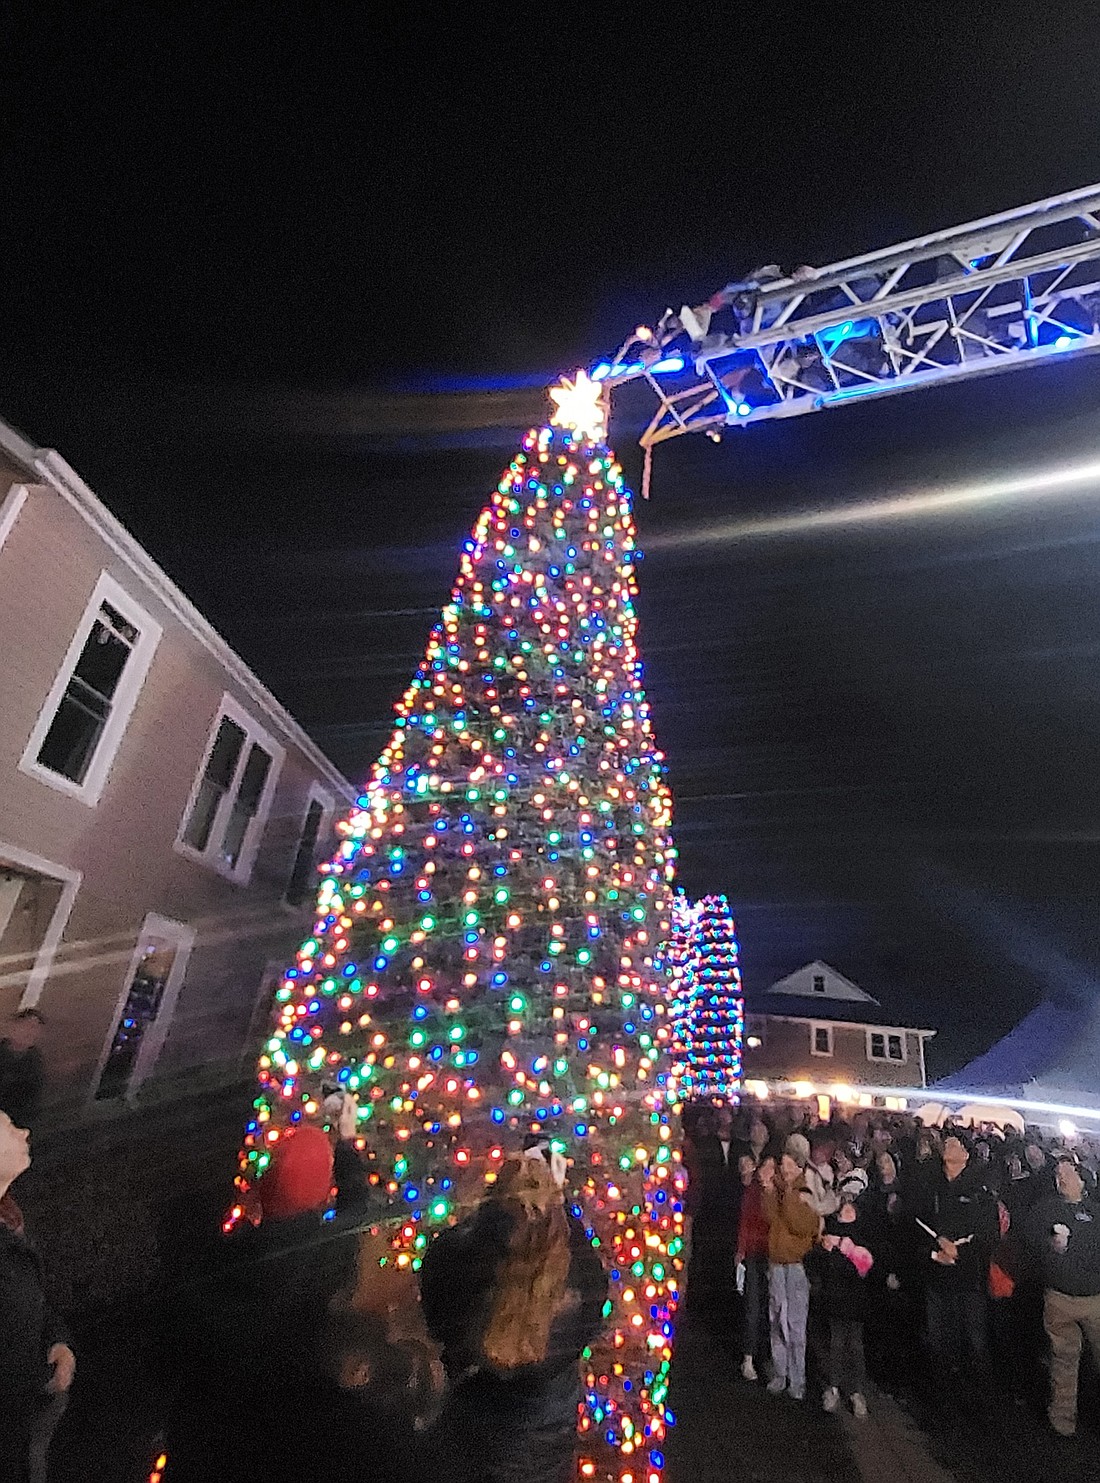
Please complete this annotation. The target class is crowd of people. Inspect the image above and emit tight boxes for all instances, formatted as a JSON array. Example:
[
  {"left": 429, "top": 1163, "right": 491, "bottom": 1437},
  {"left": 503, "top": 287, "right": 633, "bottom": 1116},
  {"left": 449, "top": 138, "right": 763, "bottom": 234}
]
[
  {"left": 160, "top": 1105, "right": 608, "bottom": 1483},
  {"left": 0, "top": 1006, "right": 609, "bottom": 1483},
  {"left": 4, "top": 977, "right": 1100, "bottom": 1483},
  {"left": 683, "top": 1101, "right": 1100, "bottom": 1437},
  {"left": 0, "top": 1036, "right": 606, "bottom": 1483}
]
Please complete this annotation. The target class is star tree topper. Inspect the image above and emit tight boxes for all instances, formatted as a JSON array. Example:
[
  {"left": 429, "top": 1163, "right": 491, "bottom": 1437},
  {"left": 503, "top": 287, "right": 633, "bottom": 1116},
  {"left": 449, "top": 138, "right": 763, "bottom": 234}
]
[{"left": 549, "top": 368, "right": 607, "bottom": 443}]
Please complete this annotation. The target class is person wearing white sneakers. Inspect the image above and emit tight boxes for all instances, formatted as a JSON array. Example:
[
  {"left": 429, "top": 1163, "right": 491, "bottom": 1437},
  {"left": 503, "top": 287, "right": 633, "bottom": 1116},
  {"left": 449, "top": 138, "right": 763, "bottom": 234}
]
[
  {"left": 813, "top": 1170, "right": 875, "bottom": 1420},
  {"left": 761, "top": 1141, "right": 820, "bottom": 1402}
]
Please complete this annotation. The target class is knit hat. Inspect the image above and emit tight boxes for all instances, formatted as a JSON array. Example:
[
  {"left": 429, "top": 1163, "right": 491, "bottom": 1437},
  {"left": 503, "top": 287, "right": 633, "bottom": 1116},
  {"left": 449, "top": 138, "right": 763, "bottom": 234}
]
[
  {"left": 258, "top": 1125, "right": 335, "bottom": 1220},
  {"left": 838, "top": 1168, "right": 869, "bottom": 1203},
  {"left": 785, "top": 1133, "right": 811, "bottom": 1168}
]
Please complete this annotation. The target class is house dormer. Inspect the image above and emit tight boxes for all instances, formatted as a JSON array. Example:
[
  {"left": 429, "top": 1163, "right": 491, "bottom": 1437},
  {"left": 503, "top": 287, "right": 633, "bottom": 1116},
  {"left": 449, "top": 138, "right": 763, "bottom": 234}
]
[
  {"left": 742, "top": 959, "right": 935, "bottom": 1089},
  {"left": 766, "top": 960, "right": 879, "bottom": 1005}
]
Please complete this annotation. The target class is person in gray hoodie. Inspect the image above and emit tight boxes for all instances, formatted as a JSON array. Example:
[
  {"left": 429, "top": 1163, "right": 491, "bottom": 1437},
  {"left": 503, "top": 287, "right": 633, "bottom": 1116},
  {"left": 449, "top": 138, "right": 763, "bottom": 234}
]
[{"left": 1025, "top": 1156, "right": 1100, "bottom": 1437}]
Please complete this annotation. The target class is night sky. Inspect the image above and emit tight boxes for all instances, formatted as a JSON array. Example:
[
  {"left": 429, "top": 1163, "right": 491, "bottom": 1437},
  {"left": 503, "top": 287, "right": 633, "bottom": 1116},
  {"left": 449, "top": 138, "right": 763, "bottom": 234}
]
[{"left": 3, "top": 4, "right": 1100, "bottom": 1074}]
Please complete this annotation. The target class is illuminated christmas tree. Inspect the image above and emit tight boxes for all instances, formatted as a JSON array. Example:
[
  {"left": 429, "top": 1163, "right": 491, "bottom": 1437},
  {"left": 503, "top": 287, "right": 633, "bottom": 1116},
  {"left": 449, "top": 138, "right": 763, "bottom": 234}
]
[
  {"left": 668, "top": 894, "right": 743, "bottom": 1104},
  {"left": 236, "top": 375, "right": 682, "bottom": 1483}
]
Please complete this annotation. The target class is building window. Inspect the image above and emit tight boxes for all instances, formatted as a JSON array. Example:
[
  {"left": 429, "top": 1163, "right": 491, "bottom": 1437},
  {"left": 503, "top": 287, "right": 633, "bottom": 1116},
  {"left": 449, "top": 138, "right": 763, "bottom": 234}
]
[
  {"left": 745, "top": 1016, "right": 766, "bottom": 1050},
  {"left": 220, "top": 742, "right": 273, "bottom": 868},
  {"left": 812, "top": 973, "right": 826, "bottom": 993},
  {"left": 0, "top": 844, "right": 82, "bottom": 1012},
  {"left": 811, "top": 1024, "right": 833, "bottom": 1056},
  {"left": 178, "top": 696, "right": 283, "bottom": 883},
  {"left": 285, "top": 792, "right": 330, "bottom": 906},
  {"left": 94, "top": 914, "right": 194, "bottom": 1100},
  {"left": 183, "top": 717, "right": 246, "bottom": 852},
  {"left": 20, "top": 572, "right": 161, "bottom": 806},
  {"left": 37, "top": 601, "right": 137, "bottom": 783},
  {"left": 867, "top": 1030, "right": 906, "bottom": 1064}
]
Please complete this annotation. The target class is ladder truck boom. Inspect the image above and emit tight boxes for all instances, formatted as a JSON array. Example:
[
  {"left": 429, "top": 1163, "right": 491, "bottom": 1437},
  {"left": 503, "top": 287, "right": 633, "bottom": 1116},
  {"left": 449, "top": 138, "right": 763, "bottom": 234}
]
[{"left": 595, "top": 182, "right": 1100, "bottom": 456}]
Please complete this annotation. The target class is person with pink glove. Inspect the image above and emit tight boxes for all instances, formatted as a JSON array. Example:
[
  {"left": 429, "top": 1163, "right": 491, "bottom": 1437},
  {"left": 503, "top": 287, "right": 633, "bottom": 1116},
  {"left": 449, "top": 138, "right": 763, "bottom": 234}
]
[{"left": 811, "top": 1169, "right": 876, "bottom": 1419}]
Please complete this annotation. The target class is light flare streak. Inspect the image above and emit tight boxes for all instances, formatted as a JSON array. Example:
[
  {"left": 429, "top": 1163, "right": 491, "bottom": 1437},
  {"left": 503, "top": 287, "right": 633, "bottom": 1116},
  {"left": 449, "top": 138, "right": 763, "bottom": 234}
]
[{"left": 652, "top": 455, "right": 1100, "bottom": 548}]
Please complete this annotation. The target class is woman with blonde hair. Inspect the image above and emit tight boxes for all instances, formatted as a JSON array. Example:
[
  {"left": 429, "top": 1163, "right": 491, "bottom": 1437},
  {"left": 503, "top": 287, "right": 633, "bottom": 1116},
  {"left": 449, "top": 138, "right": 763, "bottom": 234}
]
[{"left": 421, "top": 1146, "right": 607, "bottom": 1483}]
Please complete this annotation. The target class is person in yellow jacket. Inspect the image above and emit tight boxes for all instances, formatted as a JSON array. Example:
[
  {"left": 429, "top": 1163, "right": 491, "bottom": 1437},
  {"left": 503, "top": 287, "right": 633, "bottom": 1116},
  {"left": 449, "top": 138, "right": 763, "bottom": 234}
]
[{"left": 760, "top": 1140, "right": 822, "bottom": 1401}]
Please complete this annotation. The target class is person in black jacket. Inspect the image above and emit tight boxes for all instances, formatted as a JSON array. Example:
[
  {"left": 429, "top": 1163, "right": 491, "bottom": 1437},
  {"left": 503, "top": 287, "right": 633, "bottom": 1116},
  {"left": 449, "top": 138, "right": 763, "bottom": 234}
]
[
  {"left": 812, "top": 1170, "right": 876, "bottom": 1418},
  {"left": 1024, "top": 1156, "right": 1100, "bottom": 1436},
  {"left": 163, "top": 1110, "right": 376, "bottom": 1483},
  {"left": 0, "top": 1109, "right": 74, "bottom": 1483},
  {"left": 914, "top": 1134, "right": 998, "bottom": 1380},
  {"left": 420, "top": 1148, "right": 607, "bottom": 1483},
  {"left": 683, "top": 1104, "right": 744, "bottom": 1319},
  {"left": 864, "top": 1150, "right": 922, "bottom": 1390}
]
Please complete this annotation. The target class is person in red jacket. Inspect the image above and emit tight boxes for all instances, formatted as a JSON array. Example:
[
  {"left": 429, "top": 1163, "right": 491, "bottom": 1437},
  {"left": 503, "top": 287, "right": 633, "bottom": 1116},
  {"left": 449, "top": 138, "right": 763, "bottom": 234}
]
[{"left": 736, "top": 1154, "right": 773, "bottom": 1381}]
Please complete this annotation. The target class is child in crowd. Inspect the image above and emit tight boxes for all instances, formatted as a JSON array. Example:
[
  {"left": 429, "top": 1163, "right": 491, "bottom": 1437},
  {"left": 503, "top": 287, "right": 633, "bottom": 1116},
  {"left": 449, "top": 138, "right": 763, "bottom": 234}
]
[{"left": 813, "top": 1169, "right": 875, "bottom": 1418}]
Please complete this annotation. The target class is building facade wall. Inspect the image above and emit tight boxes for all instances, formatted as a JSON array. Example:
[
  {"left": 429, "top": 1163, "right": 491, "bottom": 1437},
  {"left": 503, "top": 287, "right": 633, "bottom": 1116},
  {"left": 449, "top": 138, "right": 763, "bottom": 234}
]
[
  {"left": 743, "top": 1013, "right": 928, "bottom": 1088},
  {"left": 0, "top": 456, "right": 352, "bottom": 1121}
]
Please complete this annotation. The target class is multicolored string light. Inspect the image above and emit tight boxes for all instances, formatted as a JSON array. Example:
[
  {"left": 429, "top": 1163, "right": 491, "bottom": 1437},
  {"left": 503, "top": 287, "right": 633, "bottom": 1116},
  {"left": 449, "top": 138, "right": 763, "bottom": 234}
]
[
  {"left": 663, "top": 891, "right": 701, "bottom": 1005},
  {"left": 234, "top": 417, "right": 681, "bottom": 1483},
  {"left": 668, "top": 893, "right": 744, "bottom": 1103}
]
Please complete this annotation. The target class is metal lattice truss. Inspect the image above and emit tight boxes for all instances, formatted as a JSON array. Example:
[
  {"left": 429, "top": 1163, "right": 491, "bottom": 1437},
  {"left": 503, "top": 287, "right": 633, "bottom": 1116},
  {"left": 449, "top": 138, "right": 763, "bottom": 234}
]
[{"left": 597, "top": 182, "right": 1100, "bottom": 453}]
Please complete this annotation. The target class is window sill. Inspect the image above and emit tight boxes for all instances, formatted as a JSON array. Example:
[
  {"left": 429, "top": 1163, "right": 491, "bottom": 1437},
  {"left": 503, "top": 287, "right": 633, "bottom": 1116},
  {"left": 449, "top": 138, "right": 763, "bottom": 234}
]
[
  {"left": 19, "top": 758, "right": 102, "bottom": 808},
  {"left": 173, "top": 838, "right": 253, "bottom": 887}
]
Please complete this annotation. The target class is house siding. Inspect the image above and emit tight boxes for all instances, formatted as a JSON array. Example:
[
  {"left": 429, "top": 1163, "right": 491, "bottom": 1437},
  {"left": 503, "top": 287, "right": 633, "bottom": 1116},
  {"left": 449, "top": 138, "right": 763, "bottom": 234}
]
[
  {"left": 0, "top": 455, "right": 351, "bottom": 1121},
  {"left": 743, "top": 1015, "right": 927, "bottom": 1088}
]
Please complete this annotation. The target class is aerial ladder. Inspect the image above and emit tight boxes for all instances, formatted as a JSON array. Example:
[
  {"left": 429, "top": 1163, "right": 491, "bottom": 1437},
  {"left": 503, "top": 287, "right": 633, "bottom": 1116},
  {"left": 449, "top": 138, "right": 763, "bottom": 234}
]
[{"left": 591, "top": 183, "right": 1100, "bottom": 490}]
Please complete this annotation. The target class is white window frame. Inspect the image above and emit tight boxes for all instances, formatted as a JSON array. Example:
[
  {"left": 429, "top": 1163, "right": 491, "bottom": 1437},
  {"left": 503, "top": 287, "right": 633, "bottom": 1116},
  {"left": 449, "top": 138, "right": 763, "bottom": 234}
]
[
  {"left": 19, "top": 571, "right": 162, "bottom": 807},
  {"left": 283, "top": 782, "right": 334, "bottom": 911},
  {"left": 91, "top": 911, "right": 195, "bottom": 1101},
  {"left": 176, "top": 693, "right": 284, "bottom": 885},
  {"left": 0, "top": 874, "right": 24, "bottom": 944},
  {"left": 0, "top": 842, "right": 82, "bottom": 1010},
  {"left": 866, "top": 1028, "right": 908, "bottom": 1065},
  {"left": 810, "top": 1022, "right": 834, "bottom": 1057}
]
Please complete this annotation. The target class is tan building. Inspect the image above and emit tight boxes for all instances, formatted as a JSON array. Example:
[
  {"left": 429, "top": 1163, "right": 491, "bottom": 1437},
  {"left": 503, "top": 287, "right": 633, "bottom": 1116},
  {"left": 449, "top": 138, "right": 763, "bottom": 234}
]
[
  {"left": 742, "top": 960, "right": 936, "bottom": 1090},
  {"left": 0, "top": 417, "right": 353, "bottom": 1123}
]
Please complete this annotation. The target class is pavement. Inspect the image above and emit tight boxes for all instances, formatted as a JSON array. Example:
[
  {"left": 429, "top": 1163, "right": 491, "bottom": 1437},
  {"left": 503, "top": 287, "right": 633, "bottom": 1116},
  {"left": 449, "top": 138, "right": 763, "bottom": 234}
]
[
  {"left": 667, "top": 1321, "right": 862, "bottom": 1483},
  {"left": 667, "top": 1299, "right": 1100, "bottom": 1483}
]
